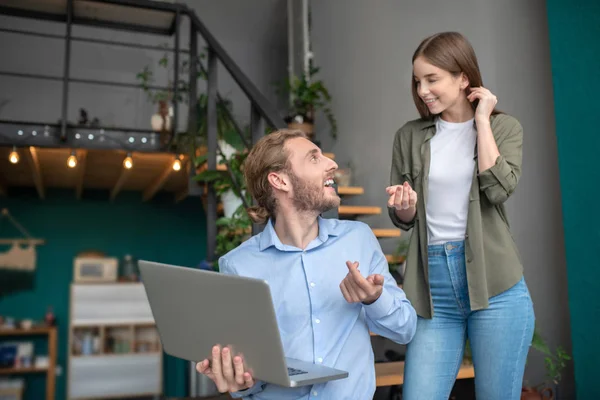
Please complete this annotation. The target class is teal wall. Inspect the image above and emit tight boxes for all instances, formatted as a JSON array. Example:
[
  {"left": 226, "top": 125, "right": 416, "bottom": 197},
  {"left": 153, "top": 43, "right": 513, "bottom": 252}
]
[
  {"left": 0, "top": 189, "right": 207, "bottom": 400},
  {"left": 546, "top": 1, "right": 600, "bottom": 398}
]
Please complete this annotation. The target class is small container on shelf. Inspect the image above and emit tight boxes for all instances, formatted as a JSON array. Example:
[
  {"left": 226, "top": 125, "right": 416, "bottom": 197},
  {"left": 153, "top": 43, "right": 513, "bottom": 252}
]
[
  {"left": 72, "top": 327, "right": 101, "bottom": 356},
  {"left": 134, "top": 325, "right": 160, "bottom": 353},
  {"left": 104, "top": 326, "right": 133, "bottom": 354}
]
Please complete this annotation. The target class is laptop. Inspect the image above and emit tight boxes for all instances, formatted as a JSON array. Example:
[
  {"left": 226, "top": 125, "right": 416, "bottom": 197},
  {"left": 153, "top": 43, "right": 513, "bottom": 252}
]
[{"left": 137, "top": 260, "right": 349, "bottom": 388}]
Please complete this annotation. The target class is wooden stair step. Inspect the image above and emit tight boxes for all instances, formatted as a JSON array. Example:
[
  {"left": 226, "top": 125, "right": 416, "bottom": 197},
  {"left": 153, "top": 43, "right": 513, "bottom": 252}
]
[
  {"left": 338, "top": 205, "right": 381, "bottom": 216},
  {"left": 372, "top": 229, "right": 401, "bottom": 238},
  {"left": 337, "top": 186, "right": 364, "bottom": 196},
  {"left": 375, "top": 361, "right": 474, "bottom": 387},
  {"left": 385, "top": 255, "right": 405, "bottom": 264}
]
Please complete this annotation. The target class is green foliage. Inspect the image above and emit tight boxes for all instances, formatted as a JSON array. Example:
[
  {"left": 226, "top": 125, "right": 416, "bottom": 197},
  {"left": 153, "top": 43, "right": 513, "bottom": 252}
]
[
  {"left": 530, "top": 329, "right": 572, "bottom": 386},
  {"left": 276, "top": 65, "right": 338, "bottom": 140},
  {"left": 136, "top": 48, "right": 246, "bottom": 158},
  {"left": 215, "top": 205, "right": 252, "bottom": 268}
]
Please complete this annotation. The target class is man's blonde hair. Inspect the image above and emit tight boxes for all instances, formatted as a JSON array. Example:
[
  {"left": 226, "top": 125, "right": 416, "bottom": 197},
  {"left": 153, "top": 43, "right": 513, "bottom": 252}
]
[{"left": 243, "top": 129, "right": 307, "bottom": 224}]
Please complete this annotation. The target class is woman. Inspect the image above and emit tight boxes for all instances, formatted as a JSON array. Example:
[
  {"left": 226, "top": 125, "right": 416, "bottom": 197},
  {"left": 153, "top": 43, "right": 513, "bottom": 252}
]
[{"left": 386, "top": 31, "right": 535, "bottom": 400}]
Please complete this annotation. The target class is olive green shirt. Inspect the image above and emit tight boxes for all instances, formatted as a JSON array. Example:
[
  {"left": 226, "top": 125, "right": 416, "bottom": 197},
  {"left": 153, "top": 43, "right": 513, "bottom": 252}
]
[{"left": 388, "top": 113, "right": 524, "bottom": 318}]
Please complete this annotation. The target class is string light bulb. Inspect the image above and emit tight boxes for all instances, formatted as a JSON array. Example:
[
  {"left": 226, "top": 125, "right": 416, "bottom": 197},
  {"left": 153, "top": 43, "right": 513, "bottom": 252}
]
[
  {"left": 172, "top": 156, "right": 182, "bottom": 171},
  {"left": 8, "top": 146, "right": 19, "bottom": 164},
  {"left": 123, "top": 153, "right": 133, "bottom": 169},
  {"left": 67, "top": 150, "right": 78, "bottom": 168}
]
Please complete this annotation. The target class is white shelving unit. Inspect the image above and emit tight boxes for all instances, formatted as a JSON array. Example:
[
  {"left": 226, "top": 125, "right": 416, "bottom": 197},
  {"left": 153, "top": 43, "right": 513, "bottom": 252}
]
[{"left": 68, "top": 283, "right": 163, "bottom": 399}]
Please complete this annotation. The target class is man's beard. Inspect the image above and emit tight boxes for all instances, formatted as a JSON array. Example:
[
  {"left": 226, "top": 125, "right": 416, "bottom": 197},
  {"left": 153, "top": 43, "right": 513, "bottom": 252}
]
[{"left": 288, "top": 172, "right": 340, "bottom": 214}]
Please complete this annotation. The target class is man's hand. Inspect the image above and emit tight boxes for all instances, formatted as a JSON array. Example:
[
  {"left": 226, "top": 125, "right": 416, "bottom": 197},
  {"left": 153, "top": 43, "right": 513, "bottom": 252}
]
[
  {"left": 339, "top": 261, "right": 384, "bottom": 305},
  {"left": 196, "top": 345, "right": 255, "bottom": 393}
]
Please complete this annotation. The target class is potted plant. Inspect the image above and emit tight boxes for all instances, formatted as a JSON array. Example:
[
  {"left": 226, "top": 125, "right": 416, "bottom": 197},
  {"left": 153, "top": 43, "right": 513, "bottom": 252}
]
[
  {"left": 276, "top": 64, "right": 338, "bottom": 141},
  {"left": 193, "top": 151, "right": 250, "bottom": 218},
  {"left": 137, "top": 50, "right": 190, "bottom": 147},
  {"left": 137, "top": 49, "right": 246, "bottom": 157},
  {"left": 521, "top": 329, "right": 571, "bottom": 400}
]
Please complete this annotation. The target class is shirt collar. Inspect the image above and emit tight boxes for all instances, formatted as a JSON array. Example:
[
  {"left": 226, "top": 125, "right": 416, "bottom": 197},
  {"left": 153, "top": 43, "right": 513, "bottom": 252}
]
[{"left": 258, "top": 216, "right": 340, "bottom": 252}]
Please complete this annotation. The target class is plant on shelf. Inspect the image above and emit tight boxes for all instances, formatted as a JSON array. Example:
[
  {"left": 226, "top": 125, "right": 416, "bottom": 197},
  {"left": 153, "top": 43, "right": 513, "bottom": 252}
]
[
  {"left": 276, "top": 64, "right": 338, "bottom": 141},
  {"left": 137, "top": 48, "right": 247, "bottom": 158},
  {"left": 137, "top": 47, "right": 190, "bottom": 147}
]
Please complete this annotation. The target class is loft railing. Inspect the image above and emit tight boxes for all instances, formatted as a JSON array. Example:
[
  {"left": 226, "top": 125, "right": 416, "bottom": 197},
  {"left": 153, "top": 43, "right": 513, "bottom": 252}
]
[{"left": 0, "top": 0, "right": 288, "bottom": 264}]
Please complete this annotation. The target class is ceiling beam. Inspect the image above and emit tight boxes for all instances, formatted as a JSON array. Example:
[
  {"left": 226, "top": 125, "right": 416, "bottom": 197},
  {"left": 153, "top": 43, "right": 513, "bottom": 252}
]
[
  {"left": 24, "top": 146, "right": 45, "bottom": 199},
  {"left": 75, "top": 149, "right": 88, "bottom": 199},
  {"left": 143, "top": 157, "right": 175, "bottom": 201},
  {"left": 110, "top": 165, "right": 133, "bottom": 202}
]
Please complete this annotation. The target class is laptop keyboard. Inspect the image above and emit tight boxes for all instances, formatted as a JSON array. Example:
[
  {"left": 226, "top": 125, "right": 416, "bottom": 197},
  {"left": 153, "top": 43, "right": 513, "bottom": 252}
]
[{"left": 287, "top": 367, "right": 308, "bottom": 376}]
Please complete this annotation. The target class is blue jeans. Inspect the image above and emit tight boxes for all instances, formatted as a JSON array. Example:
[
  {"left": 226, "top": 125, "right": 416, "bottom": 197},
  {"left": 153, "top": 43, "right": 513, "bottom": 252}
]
[{"left": 402, "top": 241, "right": 535, "bottom": 400}]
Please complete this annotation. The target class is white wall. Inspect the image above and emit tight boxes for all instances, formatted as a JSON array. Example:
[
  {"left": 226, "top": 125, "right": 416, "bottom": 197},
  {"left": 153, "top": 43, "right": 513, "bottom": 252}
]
[{"left": 311, "top": 0, "right": 573, "bottom": 397}]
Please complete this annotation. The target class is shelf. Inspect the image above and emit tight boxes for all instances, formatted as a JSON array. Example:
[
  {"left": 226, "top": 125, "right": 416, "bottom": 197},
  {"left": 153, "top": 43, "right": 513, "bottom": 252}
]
[
  {"left": 0, "top": 366, "right": 49, "bottom": 375},
  {"left": 72, "top": 318, "right": 155, "bottom": 328},
  {"left": 375, "top": 361, "right": 475, "bottom": 387},
  {"left": 0, "top": 327, "right": 55, "bottom": 336},
  {"left": 339, "top": 205, "right": 382, "bottom": 216},
  {"left": 72, "top": 351, "right": 161, "bottom": 359},
  {"left": 373, "top": 229, "right": 401, "bottom": 238},
  {"left": 337, "top": 186, "right": 364, "bottom": 196}
]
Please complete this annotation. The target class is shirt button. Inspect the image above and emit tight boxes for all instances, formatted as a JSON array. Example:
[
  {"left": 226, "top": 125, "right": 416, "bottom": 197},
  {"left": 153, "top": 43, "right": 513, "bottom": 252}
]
[
  {"left": 317, "top": 357, "right": 323, "bottom": 363},
  {"left": 312, "top": 391, "right": 318, "bottom": 396},
  {"left": 310, "top": 282, "right": 315, "bottom": 288},
  {"left": 315, "top": 319, "right": 321, "bottom": 324}
]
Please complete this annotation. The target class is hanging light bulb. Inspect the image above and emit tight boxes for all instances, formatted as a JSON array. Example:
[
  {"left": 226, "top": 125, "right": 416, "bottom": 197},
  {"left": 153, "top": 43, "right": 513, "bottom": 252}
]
[
  {"left": 8, "top": 146, "right": 19, "bottom": 164},
  {"left": 123, "top": 153, "right": 133, "bottom": 169},
  {"left": 172, "top": 156, "right": 182, "bottom": 171},
  {"left": 67, "top": 150, "right": 78, "bottom": 168}
]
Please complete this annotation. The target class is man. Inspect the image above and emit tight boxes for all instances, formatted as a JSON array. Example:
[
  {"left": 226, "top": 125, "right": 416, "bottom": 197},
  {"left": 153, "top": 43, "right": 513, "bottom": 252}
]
[{"left": 197, "top": 129, "right": 417, "bottom": 399}]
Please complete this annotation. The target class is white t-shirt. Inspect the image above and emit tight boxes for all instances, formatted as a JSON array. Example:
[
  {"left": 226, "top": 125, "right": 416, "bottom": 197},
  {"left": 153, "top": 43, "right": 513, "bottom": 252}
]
[{"left": 425, "top": 117, "right": 477, "bottom": 245}]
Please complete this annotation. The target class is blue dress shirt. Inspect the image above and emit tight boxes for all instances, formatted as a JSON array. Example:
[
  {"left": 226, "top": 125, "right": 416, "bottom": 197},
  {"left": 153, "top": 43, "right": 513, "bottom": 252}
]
[{"left": 219, "top": 217, "right": 417, "bottom": 400}]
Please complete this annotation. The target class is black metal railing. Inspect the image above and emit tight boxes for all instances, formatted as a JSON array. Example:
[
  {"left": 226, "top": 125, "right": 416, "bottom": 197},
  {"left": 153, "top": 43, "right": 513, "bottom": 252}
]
[{"left": 0, "top": 0, "right": 292, "bottom": 263}]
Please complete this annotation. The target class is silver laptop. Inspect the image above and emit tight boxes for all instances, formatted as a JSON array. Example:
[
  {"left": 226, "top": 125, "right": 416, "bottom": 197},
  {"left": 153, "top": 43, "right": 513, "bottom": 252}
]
[{"left": 138, "top": 260, "right": 348, "bottom": 388}]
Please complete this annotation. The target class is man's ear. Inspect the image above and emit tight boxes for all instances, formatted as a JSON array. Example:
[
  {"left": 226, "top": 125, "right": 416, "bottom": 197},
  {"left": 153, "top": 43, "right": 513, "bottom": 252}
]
[{"left": 268, "top": 172, "right": 290, "bottom": 193}]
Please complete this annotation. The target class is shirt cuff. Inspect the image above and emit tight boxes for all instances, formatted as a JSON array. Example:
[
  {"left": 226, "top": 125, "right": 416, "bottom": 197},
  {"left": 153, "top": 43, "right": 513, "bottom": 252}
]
[
  {"left": 363, "top": 288, "right": 394, "bottom": 320},
  {"left": 478, "top": 155, "right": 512, "bottom": 193},
  {"left": 229, "top": 381, "right": 265, "bottom": 398}
]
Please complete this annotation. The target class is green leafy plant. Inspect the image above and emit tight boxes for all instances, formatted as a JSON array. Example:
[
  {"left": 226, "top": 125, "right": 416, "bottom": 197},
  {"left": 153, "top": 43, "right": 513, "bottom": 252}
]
[
  {"left": 137, "top": 49, "right": 246, "bottom": 158},
  {"left": 193, "top": 151, "right": 248, "bottom": 198},
  {"left": 531, "top": 329, "right": 572, "bottom": 387},
  {"left": 215, "top": 206, "right": 252, "bottom": 268},
  {"left": 276, "top": 65, "right": 338, "bottom": 140}
]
